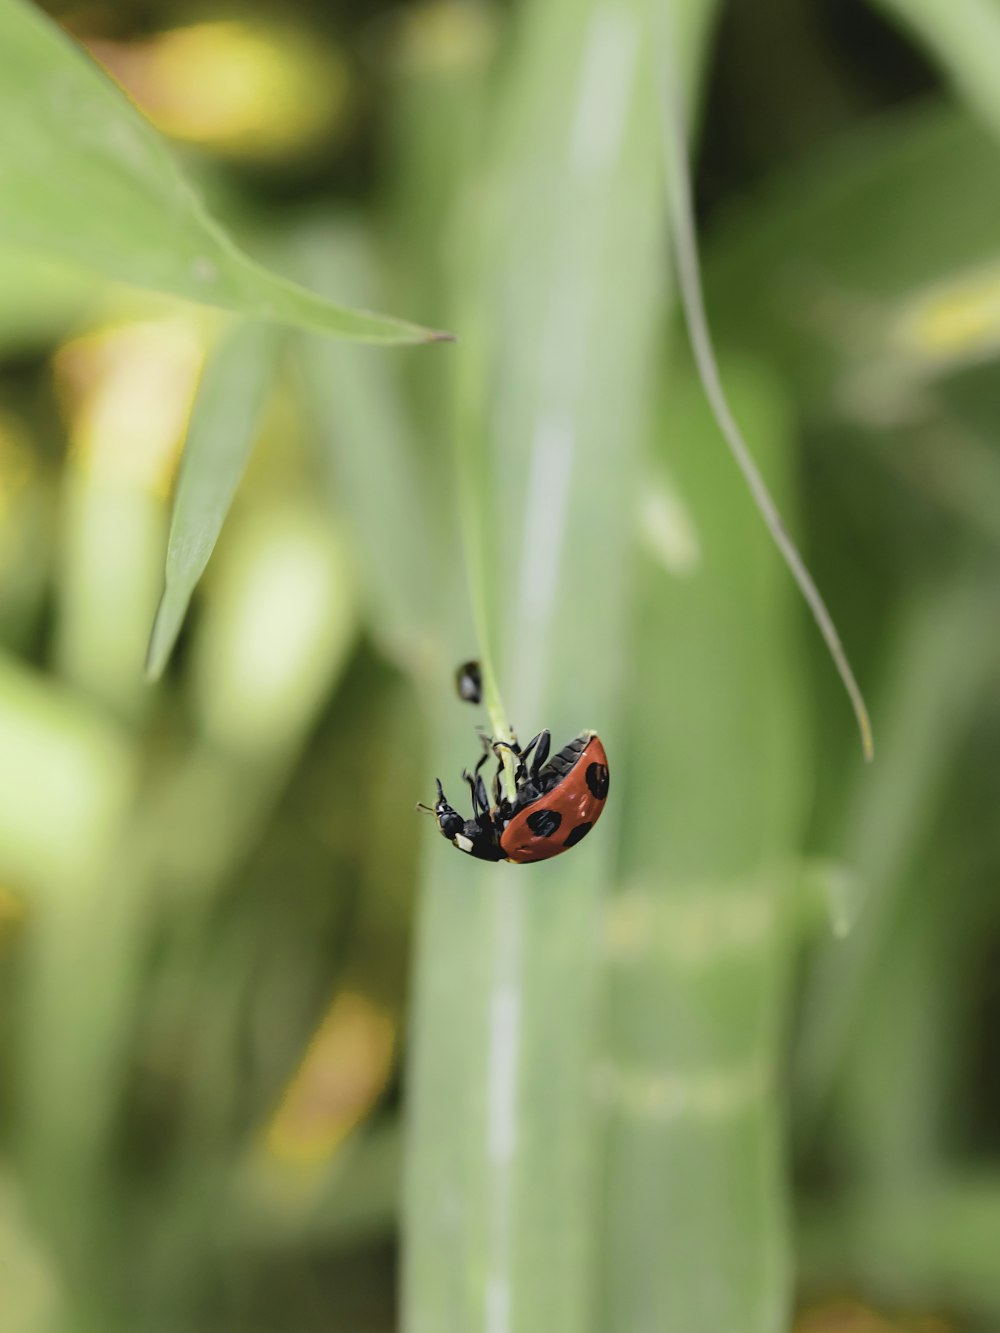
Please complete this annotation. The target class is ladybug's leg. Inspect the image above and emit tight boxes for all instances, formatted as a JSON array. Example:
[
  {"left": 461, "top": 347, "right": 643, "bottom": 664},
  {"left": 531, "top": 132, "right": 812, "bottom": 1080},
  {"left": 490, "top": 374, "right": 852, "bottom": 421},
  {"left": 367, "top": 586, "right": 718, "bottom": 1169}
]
[
  {"left": 462, "top": 769, "right": 480, "bottom": 815},
  {"left": 470, "top": 752, "right": 493, "bottom": 815},
  {"left": 462, "top": 766, "right": 492, "bottom": 820},
  {"left": 495, "top": 732, "right": 551, "bottom": 788},
  {"left": 529, "top": 729, "right": 551, "bottom": 781},
  {"left": 515, "top": 733, "right": 540, "bottom": 779},
  {"left": 492, "top": 738, "right": 529, "bottom": 784},
  {"left": 519, "top": 732, "right": 540, "bottom": 763},
  {"left": 514, "top": 731, "right": 550, "bottom": 783},
  {"left": 476, "top": 727, "right": 497, "bottom": 758}
]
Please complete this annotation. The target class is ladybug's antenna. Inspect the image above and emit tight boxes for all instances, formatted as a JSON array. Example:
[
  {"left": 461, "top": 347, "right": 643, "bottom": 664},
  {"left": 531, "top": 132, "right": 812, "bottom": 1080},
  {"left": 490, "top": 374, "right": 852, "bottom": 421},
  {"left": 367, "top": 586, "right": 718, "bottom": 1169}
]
[{"left": 416, "top": 779, "right": 450, "bottom": 815}]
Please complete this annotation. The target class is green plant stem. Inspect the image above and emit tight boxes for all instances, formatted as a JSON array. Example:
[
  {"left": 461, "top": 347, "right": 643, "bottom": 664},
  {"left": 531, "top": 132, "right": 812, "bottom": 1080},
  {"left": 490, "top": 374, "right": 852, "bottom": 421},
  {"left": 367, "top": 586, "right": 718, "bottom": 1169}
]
[
  {"left": 458, "top": 507, "right": 518, "bottom": 800},
  {"left": 453, "top": 294, "right": 519, "bottom": 800}
]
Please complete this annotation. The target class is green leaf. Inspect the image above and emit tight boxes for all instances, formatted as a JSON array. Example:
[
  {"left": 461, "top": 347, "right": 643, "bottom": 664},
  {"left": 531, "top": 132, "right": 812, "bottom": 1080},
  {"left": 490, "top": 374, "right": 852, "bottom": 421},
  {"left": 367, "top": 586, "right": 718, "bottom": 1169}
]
[
  {"left": 146, "top": 320, "right": 276, "bottom": 680},
  {"left": 656, "top": 7, "right": 872, "bottom": 762},
  {"left": 607, "top": 358, "right": 808, "bottom": 1333},
  {"left": 704, "top": 106, "right": 1000, "bottom": 400},
  {"left": 0, "top": 0, "right": 451, "bottom": 345},
  {"left": 0, "top": 249, "right": 98, "bottom": 353},
  {"left": 872, "top": 0, "right": 1000, "bottom": 143},
  {"left": 403, "top": 2, "right": 721, "bottom": 1330}
]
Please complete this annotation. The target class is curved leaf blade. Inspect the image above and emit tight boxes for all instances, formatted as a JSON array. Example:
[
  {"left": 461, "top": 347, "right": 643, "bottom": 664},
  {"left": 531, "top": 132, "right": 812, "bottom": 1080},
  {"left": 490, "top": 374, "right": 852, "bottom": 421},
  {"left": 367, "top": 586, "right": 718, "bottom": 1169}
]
[
  {"left": 146, "top": 320, "right": 276, "bottom": 680},
  {"left": 0, "top": 0, "right": 450, "bottom": 345}
]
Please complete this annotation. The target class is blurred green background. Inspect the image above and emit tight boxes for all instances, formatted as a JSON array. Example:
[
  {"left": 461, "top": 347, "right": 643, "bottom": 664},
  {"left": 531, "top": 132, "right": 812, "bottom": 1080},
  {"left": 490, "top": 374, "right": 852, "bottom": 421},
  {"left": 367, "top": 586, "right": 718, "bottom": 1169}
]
[{"left": 1, "top": 0, "right": 999, "bottom": 1331}]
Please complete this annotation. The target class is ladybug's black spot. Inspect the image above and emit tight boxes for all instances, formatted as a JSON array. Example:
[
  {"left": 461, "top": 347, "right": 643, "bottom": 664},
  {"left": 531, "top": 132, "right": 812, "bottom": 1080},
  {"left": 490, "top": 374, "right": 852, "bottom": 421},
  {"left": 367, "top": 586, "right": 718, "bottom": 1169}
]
[
  {"left": 563, "top": 821, "right": 593, "bottom": 848},
  {"left": 585, "top": 762, "right": 609, "bottom": 800},
  {"left": 526, "top": 808, "right": 562, "bottom": 838}
]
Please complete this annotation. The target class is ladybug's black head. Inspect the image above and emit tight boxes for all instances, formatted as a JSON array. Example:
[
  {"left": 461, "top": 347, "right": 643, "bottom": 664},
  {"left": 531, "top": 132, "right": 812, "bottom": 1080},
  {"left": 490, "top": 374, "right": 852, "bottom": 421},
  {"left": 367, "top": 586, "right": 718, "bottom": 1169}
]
[
  {"left": 432, "top": 779, "right": 465, "bottom": 839},
  {"left": 418, "top": 779, "right": 505, "bottom": 862}
]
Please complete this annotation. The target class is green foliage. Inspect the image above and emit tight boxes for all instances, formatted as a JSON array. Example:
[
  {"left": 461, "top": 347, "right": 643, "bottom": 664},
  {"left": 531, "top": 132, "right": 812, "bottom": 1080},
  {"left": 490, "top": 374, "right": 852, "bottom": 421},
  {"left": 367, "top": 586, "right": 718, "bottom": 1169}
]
[
  {"left": 604, "top": 358, "right": 805, "bottom": 1332},
  {"left": 1, "top": 1, "right": 999, "bottom": 1332},
  {"left": 0, "top": 0, "right": 448, "bottom": 345},
  {"left": 401, "top": 1, "right": 719, "bottom": 1327}
]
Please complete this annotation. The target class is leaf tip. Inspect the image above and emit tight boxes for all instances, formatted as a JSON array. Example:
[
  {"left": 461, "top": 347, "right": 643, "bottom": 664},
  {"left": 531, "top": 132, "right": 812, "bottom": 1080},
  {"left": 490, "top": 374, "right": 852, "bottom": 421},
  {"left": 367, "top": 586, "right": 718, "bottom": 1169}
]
[
  {"left": 860, "top": 712, "right": 875, "bottom": 764},
  {"left": 144, "top": 632, "right": 167, "bottom": 683},
  {"left": 144, "top": 594, "right": 174, "bottom": 683},
  {"left": 143, "top": 643, "right": 165, "bottom": 684}
]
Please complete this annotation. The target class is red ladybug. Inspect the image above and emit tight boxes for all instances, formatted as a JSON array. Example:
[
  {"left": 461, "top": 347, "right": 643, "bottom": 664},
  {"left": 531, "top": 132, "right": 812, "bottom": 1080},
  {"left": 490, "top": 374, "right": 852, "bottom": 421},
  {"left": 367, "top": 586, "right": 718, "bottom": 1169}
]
[{"left": 420, "top": 729, "right": 610, "bottom": 863}]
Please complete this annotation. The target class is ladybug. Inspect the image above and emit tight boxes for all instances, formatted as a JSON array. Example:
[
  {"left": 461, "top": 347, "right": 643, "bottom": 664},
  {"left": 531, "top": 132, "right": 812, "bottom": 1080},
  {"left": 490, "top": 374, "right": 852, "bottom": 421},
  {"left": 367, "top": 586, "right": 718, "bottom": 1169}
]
[
  {"left": 455, "top": 659, "right": 483, "bottom": 705},
  {"left": 419, "top": 729, "right": 610, "bottom": 863}
]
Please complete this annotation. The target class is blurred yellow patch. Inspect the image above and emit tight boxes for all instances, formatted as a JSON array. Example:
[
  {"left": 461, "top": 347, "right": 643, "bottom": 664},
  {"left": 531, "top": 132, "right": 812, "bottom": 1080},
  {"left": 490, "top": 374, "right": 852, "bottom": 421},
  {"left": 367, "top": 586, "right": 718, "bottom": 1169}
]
[
  {"left": 392, "top": 0, "right": 496, "bottom": 75},
  {"left": 264, "top": 990, "right": 395, "bottom": 1166},
  {"left": 0, "top": 414, "right": 35, "bottom": 525},
  {"left": 897, "top": 268, "right": 1000, "bottom": 364},
  {"left": 55, "top": 319, "right": 207, "bottom": 496},
  {"left": 0, "top": 883, "right": 26, "bottom": 933},
  {"left": 796, "top": 1300, "right": 952, "bottom": 1332},
  {"left": 88, "top": 21, "right": 350, "bottom": 160}
]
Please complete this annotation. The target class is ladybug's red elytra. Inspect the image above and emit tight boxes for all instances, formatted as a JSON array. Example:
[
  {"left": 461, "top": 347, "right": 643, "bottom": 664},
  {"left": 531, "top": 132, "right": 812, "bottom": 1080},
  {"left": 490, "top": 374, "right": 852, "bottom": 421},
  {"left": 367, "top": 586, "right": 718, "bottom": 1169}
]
[{"left": 419, "top": 729, "right": 609, "bottom": 864}]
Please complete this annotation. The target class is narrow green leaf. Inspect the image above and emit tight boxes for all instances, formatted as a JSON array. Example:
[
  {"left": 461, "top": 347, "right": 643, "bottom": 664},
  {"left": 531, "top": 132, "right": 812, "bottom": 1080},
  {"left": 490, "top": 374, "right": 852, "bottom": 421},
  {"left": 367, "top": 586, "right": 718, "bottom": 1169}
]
[
  {"left": 655, "top": 2, "right": 873, "bottom": 762},
  {"left": 146, "top": 320, "right": 275, "bottom": 679},
  {"left": 0, "top": 0, "right": 451, "bottom": 345}
]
